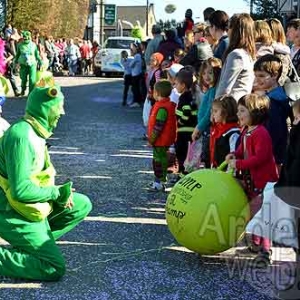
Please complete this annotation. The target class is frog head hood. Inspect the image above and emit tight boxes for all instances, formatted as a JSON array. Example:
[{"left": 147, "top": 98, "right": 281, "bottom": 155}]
[
  {"left": 24, "top": 85, "right": 65, "bottom": 138},
  {"left": 21, "top": 30, "right": 31, "bottom": 44}
]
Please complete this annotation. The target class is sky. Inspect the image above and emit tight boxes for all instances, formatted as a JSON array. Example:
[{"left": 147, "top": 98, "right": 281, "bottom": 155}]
[{"left": 106, "top": 0, "right": 251, "bottom": 22}]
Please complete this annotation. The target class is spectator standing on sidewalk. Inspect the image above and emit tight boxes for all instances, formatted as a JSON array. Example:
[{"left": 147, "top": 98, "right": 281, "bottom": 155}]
[
  {"left": 215, "top": 13, "right": 255, "bottom": 101},
  {"left": 129, "top": 42, "right": 143, "bottom": 107},
  {"left": 144, "top": 25, "right": 164, "bottom": 67},
  {"left": 147, "top": 80, "right": 177, "bottom": 192},
  {"left": 2, "top": 37, "right": 20, "bottom": 97},
  {"left": 44, "top": 36, "right": 56, "bottom": 71},
  {"left": 79, "top": 40, "right": 91, "bottom": 75},
  {"left": 65, "top": 39, "right": 81, "bottom": 76},
  {"left": 121, "top": 50, "right": 133, "bottom": 106}
]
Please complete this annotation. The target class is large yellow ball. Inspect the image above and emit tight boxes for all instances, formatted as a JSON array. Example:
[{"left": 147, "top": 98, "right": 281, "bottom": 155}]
[{"left": 166, "top": 169, "right": 250, "bottom": 254}]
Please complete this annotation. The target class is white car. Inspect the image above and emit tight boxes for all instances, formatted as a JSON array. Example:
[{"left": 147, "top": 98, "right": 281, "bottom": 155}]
[{"left": 94, "top": 36, "right": 140, "bottom": 77}]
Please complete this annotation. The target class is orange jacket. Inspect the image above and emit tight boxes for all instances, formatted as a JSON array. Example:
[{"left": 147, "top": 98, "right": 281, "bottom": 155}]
[{"left": 148, "top": 98, "right": 177, "bottom": 147}]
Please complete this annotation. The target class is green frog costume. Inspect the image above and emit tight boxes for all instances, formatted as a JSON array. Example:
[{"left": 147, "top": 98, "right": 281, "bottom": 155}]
[
  {"left": 14, "top": 31, "right": 42, "bottom": 95},
  {"left": 0, "top": 84, "right": 92, "bottom": 281}
]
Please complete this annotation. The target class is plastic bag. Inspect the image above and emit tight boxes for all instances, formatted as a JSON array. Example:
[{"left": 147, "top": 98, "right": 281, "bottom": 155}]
[
  {"left": 0, "top": 117, "right": 10, "bottom": 138},
  {"left": 184, "top": 139, "right": 202, "bottom": 173},
  {"left": 284, "top": 80, "right": 300, "bottom": 101},
  {"left": 246, "top": 182, "right": 298, "bottom": 248},
  {"left": 142, "top": 98, "right": 152, "bottom": 127},
  {"left": 283, "top": 56, "right": 300, "bottom": 101}
]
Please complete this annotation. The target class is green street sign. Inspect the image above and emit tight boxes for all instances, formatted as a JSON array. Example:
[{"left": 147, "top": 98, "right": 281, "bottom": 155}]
[{"left": 104, "top": 4, "right": 116, "bottom": 26}]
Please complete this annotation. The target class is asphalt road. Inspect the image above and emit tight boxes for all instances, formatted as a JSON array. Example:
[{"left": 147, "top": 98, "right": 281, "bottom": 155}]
[{"left": 0, "top": 76, "right": 298, "bottom": 300}]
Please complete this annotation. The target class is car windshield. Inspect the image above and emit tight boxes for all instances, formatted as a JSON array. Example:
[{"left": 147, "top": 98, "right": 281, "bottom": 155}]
[{"left": 105, "top": 39, "right": 133, "bottom": 49}]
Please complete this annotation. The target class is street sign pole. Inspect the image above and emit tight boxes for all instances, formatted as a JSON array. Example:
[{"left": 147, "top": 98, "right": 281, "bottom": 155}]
[{"left": 100, "top": 0, "right": 104, "bottom": 45}]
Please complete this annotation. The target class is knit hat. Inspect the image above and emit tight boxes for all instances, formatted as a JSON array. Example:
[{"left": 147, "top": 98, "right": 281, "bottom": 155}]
[
  {"left": 168, "top": 64, "right": 184, "bottom": 78},
  {"left": 152, "top": 52, "right": 164, "bottom": 64},
  {"left": 196, "top": 38, "right": 213, "bottom": 60},
  {"left": 185, "top": 9, "right": 193, "bottom": 18}
]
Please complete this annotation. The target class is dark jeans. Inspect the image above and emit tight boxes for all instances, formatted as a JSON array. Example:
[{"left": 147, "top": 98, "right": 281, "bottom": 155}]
[
  {"left": 140, "top": 73, "right": 147, "bottom": 101},
  {"left": 123, "top": 74, "right": 132, "bottom": 105},
  {"left": 131, "top": 74, "right": 142, "bottom": 104},
  {"left": 201, "top": 131, "right": 210, "bottom": 168},
  {"left": 80, "top": 58, "right": 91, "bottom": 75},
  {"left": 175, "top": 131, "right": 192, "bottom": 173},
  {"left": 6, "top": 68, "right": 20, "bottom": 95}
]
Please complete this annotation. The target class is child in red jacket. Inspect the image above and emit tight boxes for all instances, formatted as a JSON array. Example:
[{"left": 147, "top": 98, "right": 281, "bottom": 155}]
[
  {"left": 147, "top": 80, "right": 177, "bottom": 192},
  {"left": 226, "top": 93, "right": 278, "bottom": 267}
]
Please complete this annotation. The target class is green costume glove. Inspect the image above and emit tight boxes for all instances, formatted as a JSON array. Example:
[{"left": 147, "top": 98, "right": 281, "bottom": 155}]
[{"left": 57, "top": 181, "right": 73, "bottom": 206}]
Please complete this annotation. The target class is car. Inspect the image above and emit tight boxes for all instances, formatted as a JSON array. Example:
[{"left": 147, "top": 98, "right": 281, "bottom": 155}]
[{"left": 94, "top": 36, "right": 140, "bottom": 77}]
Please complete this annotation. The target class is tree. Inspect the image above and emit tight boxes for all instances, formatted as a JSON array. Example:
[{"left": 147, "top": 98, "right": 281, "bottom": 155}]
[
  {"left": 245, "top": 0, "right": 281, "bottom": 20},
  {"left": 6, "top": 0, "right": 89, "bottom": 38}
]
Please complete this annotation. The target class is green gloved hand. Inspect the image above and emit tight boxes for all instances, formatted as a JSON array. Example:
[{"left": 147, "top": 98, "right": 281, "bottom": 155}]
[{"left": 57, "top": 181, "right": 73, "bottom": 206}]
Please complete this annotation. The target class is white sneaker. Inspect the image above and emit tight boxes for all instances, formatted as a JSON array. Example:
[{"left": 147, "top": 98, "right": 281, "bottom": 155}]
[
  {"left": 129, "top": 102, "right": 140, "bottom": 108},
  {"left": 147, "top": 181, "right": 165, "bottom": 192}
]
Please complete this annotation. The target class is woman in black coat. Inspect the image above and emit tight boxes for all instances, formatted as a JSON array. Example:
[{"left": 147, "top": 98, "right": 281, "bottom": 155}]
[{"left": 275, "top": 100, "right": 300, "bottom": 260}]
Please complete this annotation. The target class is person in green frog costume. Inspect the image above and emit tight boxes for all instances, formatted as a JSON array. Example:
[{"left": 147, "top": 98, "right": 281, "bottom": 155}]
[
  {"left": 14, "top": 31, "right": 42, "bottom": 96},
  {"left": 0, "top": 83, "right": 92, "bottom": 281}
]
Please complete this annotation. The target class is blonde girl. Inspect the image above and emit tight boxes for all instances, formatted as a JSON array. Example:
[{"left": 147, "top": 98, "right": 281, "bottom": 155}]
[{"left": 191, "top": 57, "right": 222, "bottom": 167}]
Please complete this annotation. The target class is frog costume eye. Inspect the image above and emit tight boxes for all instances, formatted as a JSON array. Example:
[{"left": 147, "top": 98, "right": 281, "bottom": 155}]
[{"left": 47, "top": 87, "right": 58, "bottom": 98}]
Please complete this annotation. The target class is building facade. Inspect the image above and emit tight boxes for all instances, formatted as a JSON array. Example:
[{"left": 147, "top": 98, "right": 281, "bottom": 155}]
[
  {"left": 277, "top": 0, "right": 298, "bottom": 18},
  {"left": 86, "top": 3, "right": 157, "bottom": 45}
]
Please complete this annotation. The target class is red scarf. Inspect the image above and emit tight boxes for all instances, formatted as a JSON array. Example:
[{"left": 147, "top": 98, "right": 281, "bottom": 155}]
[{"left": 210, "top": 122, "right": 239, "bottom": 167}]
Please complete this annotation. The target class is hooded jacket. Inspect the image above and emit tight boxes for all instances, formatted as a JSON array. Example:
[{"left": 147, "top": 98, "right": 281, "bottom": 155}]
[
  {"left": 273, "top": 42, "right": 291, "bottom": 86},
  {"left": 265, "top": 86, "right": 292, "bottom": 164},
  {"left": 0, "top": 85, "right": 68, "bottom": 212}
]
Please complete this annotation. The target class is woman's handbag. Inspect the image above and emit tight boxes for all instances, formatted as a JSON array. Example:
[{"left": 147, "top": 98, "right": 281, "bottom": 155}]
[
  {"left": 246, "top": 182, "right": 298, "bottom": 248},
  {"left": 284, "top": 56, "right": 300, "bottom": 101}
]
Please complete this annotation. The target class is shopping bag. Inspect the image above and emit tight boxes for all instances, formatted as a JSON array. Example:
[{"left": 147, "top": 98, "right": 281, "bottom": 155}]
[
  {"left": 246, "top": 182, "right": 298, "bottom": 248},
  {"left": 184, "top": 139, "right": 202, "bottom": 173},
  {"left": 284, "top": 56, "right": 300, "bottom": 101},
  {"left": 142, "top": 98, "right": 152, "bottom": 127},
  {"left": 284, "top": 79, "right": 300, "bottom": 101}
]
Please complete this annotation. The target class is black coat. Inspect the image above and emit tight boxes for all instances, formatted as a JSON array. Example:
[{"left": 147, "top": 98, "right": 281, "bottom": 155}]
[{"left": 275, "top": 122, "right": 300, "bottom": 209}]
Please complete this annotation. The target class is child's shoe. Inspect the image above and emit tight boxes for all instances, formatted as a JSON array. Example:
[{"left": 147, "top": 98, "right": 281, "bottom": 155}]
[
  {"left": 235, "top": 244, "right": 260, "bottom": 256},
  {"left": 167, "top": 174, "right": 181, "bottom": 186},
  {"left": 249, "top": 250, "right": 272, "bottom": 268},
  {"left": 147, "top": 181, "right": 165, "bottom": 192}
]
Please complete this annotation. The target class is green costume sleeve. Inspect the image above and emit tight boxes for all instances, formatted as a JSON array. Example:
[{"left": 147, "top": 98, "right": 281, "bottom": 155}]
[
  {"left": 149, "top": 108, "right": 167, "bottom": 144},
  {"left": 5, "top": 128, "right": 59, "bottom": 203}
]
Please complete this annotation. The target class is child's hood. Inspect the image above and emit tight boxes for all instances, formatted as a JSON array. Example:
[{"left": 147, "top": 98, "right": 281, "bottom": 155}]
[{"left": 273, "top": 42, "right": 291, "bottom": 55}]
